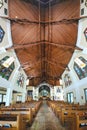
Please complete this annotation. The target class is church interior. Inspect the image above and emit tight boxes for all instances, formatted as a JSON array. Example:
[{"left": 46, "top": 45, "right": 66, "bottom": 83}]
[{"left": 0, "top": 0, "right": 87, "bottom": 130}]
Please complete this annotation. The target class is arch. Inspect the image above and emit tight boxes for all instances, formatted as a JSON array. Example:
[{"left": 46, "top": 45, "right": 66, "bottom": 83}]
[
  {"left": 39, "top": 85, "right": 50, "bottom": 93},
  {"left": 37, "top": 82, "right": 53, "bottom": 89},
  {"left": 38, "top": 82, "right": 52, "bottom": 98}
]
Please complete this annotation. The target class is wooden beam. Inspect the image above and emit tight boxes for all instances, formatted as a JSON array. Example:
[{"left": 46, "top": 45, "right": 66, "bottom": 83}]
[
  {"left": 6, "top": 41, "right": 45, "bottom": 50},
  {"left": 45, "top": 41, "right": 83, "bottom": 51},
  {"left": 1, "top": 16, "right": 87, "bottom": 25},
  {"left": 6, "top": 40, "right": 82, "bottom": 51},
  {"left": 45, "top": 16, "right": 87, "bottom": 25},
  {"left": 1, "top": 16, "right": 44, "bottom": 24}
]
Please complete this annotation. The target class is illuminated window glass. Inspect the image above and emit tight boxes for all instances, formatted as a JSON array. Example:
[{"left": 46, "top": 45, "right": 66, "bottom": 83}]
[
  {"left": 3, "top": 94, "right": 6, "bottom": 102},
  {"left": 17, "top": 95, "right": 22, "bottom": 101},
  {"left": 73, "top": 56, "right": 87, "bottom": 79},
  {"left": 84, "top": 89, "right": 87, "bottom": 103},
  {"left": 0, "top": 56, "right": 15, "bottom": 80},
  {"left": 0, "top": 94, "right": 2, "bottom": 102},
  {"left": 0, "top": 26, "right": 5, "bottom": 43},
  {"left": 67, "top": 92, "right": 74, "bottom": 103}
]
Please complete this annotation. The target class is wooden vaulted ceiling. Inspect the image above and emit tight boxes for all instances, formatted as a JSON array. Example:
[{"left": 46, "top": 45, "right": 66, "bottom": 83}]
[{"left": 8, "top": 0, "right": 80, "bottom": 86}]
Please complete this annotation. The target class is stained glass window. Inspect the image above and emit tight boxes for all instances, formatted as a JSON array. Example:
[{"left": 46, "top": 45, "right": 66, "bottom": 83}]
[
  {"left": 0, "top": 26, "right": 5, "bottom": 43},
  {"left": 0, "top": 56, "right": 15, "bottom": 80},
  {"left": 74, "top": 56, "right": 87, "bottom": 79}
]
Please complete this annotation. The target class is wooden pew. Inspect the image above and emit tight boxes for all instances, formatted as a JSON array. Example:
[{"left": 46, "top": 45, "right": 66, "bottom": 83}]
[
  {"left": 0, "top": 114, "right": 22, "bottom": 130},
  {"left": 0, "top": 101, "right": 42, "bottom": 128},
  {"left": 59, "top": 109, "right": 77, "bottom": 126},
  {"left": 0, "top": 108, "right": 33, "bottom": 127},
  {"left": 76, "top": 112, "right": 87, "bottom": 130}
]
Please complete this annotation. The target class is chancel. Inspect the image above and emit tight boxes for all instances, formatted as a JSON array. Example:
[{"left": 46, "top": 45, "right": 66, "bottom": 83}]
[{"left": 0, "top": 0, "right": 87, "bottom": 130}]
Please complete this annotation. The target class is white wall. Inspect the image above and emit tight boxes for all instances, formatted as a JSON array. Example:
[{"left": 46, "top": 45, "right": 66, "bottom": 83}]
[
  {"left": 0, "top": 2, "right": 28, "bottom": 105},
  {"left": 0, "top": 0, "right": 8, "bottom": 17},
  {"left": 54, "top": 86, "right": 63, "bottom": 101}
]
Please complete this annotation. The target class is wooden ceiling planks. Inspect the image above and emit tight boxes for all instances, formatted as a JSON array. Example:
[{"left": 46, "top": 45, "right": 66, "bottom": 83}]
[
  {"left": 9, "top": 0, "right": 39, "bottom": 20},
  {"left": 11, "top": 24, "right": 40, "bottom": 44},
  {"left": 9, "top": 0, "right": 80, "bottom": 86},
  {"left": 44, "top": 0, "right": 79, "bottom": 86},
  {"left": 48, "top": 24, "right": 78, "bottom": 44},
  {"left": 45, "top": 0, "right": 80, "bottom": 21}
]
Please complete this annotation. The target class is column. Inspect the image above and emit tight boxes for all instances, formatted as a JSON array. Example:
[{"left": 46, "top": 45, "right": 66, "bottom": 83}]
[{"left": 6, "top": 88, "right": 13, "bottom": 106}]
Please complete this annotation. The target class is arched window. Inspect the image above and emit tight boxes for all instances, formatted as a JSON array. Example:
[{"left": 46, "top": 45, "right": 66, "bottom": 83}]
[{"left": 0, "top": 56, "right": 15, "bottom": 80}]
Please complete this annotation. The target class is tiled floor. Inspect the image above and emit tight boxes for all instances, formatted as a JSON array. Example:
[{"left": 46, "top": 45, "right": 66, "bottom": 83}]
[{"left": 27, "top": 101, "right": 66, "bottom": 130}]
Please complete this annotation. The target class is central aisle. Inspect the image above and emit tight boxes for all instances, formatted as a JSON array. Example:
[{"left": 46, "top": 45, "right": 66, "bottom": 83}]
[{"left": 28, "top": 101, "right": 66, "bottom": 130}]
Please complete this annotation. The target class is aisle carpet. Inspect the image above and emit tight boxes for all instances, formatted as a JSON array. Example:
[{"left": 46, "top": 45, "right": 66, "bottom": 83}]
[{"left": 28, "top": 101, "right": 66, "bottom": 130}]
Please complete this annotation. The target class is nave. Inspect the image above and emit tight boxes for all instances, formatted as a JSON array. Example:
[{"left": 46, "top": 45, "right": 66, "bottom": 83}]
[
  {"left": 1, "top": 0, "right": 87, "bottom": 130},
  {"left": 28, "top": 101, "right": 68, "bottom": 130}
]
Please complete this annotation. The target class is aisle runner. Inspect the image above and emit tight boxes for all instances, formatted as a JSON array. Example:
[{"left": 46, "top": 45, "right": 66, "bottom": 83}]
[{"left": 28, "top": 101, "right": 65, "bottom": 130}]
